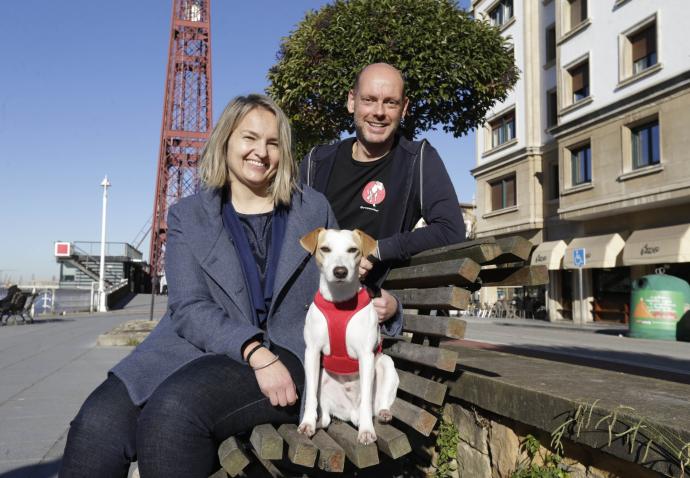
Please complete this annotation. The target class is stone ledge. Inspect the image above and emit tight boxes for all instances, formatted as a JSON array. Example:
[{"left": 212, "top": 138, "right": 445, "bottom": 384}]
[
  {"left": 442, "top": 345, "right": 689, "bottom": 476},
  {"left": 97, "top": 319, "right": 160, "bottom": 346}
]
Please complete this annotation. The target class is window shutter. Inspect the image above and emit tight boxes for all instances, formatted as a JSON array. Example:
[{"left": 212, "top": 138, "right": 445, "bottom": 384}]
[
  {"left": 571, "top": 66, "right": 584, "bottom": 92},
  {"left": 632, "top": 26, "right": 655, "bottom": 63},
  {"left": 569, "top": 0, "right": 583, "bottom": 28},
  {"left": 491, "top": 182, "right": 502, "bottom": 210},
  {"left": 505, "top": 177, "right": 516, "bottom": 208}
]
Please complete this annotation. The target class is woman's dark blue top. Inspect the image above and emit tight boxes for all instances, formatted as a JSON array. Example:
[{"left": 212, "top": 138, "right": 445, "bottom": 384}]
[
  {"left": 221, "top": 199, "right": 287, "bottom": 328},
  {"left": 237, "top": 211, "right": 272, "bottom": 289}
]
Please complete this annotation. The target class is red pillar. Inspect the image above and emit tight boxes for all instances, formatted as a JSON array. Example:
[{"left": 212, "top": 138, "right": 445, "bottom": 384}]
[{"left": 150, "top": 0, "right": 213, "bottom": 279}]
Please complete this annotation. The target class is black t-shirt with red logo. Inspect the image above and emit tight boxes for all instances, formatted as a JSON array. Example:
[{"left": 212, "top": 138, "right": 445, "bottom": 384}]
[{"left": 324, "top": 144, "right": 393, "bottom": 239}]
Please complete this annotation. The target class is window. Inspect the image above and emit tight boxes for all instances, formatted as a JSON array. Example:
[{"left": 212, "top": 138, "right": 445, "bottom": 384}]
[
  {"left": 569, "top": 61, "right": 589, "bottom": 103},
  {"left": 490, "top": 175, "right": 516, "bottom": 211},
  {"left": 570, "top": 143, "right": 591, "bottom": 186},
  {"left": 545, "top": 25, "right": 556, "bottom": 64},
  {"left": 631, "top": 120, "right": 660, "bottom": 169},
  {"left": 630, "top": 24, "right": 657, "bottom": 75},
  {"left": 546, "top": 89, "right": 558, "bottom": 128},
  {"left": 490, "top": 111, "right": 515, "bottom": 148},
  {"left": 549, "top": 164, "right": 560, "bottom": 200},
  {"left": 488, "top": 0, "right": 513, "bottom": 28},
  {"left": 567, "top": 0, "right": 587, "bottom": 31}
]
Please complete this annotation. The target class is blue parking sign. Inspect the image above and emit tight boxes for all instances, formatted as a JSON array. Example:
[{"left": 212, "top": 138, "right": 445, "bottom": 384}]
[{"left": 573, "top": 248, "right": 586, "bottom": 268}]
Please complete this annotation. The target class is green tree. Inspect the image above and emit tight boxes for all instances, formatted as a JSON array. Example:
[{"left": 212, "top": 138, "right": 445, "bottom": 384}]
[{"left": 267, "top": 0, "right": 519, "bottom": 158}]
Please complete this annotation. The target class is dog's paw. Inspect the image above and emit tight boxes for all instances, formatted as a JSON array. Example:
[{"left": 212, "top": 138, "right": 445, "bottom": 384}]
[
  {"left": 298, "top": 421, "right": 315, "bottom": 437},
  {"left": 358, "top": 428, "right": 377, "bottom": 445},
  {"left": 377, "top": 409, "right": 393, "bottom": 423},
  {"left": 319, "top": 413, "right": 331, "bottom": 429}
]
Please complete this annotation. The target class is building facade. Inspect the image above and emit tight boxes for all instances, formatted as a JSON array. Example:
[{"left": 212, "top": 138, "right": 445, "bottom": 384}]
[{"left": 471, "top": 0, "right": 690, "bottom": 322}]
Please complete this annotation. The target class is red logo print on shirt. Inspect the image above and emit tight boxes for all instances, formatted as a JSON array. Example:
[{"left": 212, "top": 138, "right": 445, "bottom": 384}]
[{"left": 362, "top": 181, "right": 386, "bottom": 206}]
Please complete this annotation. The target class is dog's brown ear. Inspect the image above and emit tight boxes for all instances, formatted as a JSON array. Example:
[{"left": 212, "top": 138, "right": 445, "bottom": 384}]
[
  {"left": 300, "top": 227, "right": 325, "bottom": 254},
  {"left": 354, "top": 229, "right": 377, "bottom": 258}
]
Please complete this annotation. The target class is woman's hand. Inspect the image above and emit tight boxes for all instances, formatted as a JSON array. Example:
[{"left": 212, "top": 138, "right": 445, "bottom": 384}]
[{"left": 247, "top": 345, "right": 297, "bottom": 407}]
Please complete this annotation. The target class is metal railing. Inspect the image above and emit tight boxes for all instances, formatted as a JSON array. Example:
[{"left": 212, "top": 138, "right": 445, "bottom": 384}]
[{"left": 71, "top": 241, "right": 143, "bottom": 261}]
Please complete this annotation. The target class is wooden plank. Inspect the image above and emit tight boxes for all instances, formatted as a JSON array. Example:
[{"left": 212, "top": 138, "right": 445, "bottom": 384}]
[
  {"left": 402, "top": 314, "right": 466, "bottom": 339},
  {"left": 389, "top": 287, "right": 470, "bottom": 310},
  {"left": 209, "top": 469, "right": 229, "bottom": 478},
  {"left": 385, "top": 341, "right": 458, "bottom": 372},
  {"left": 218, "top": 436, "right": 250, "bottom": 477},
  {"left": 479, "top": 265, "right": 549, "bottom": 287},
  {"left": 396, "top": 368, "right": 447, "bottom": 406},
  {"left": 406, "top": 240, "right": 502, "bottom": 266},
  {"left": 391, "top": 398, "right": 438, "bottom": 437},
  {"left": 491, "top": 236, "right": 533, "bottom": 264},
  {"left": 383, "top": 258, "right": 480, "bottom": 288},
  {"left": 373, "top": 422, "right": 412, "bottom": 459},
  {"left": 250, "top": 449, "right": 285, "bottom": 478},
  {"left": 277, "top": 424, "right": 317, "bottom": 468},
  {"left": 326, "top": 421, "right": 379, "bottom": 469},
  {"left": 249, "top": 424, "right": 283, "bottom": 460},
  {"left": 311, "top": 429, "right": 345, "bottom": 473}
]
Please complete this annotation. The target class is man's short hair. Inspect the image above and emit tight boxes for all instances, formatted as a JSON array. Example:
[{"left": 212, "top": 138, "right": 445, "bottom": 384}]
[{"left": 352, "top": 63, "right": 406, "bottom": 98}]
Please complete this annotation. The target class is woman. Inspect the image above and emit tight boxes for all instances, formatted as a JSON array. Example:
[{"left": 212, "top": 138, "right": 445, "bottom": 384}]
[{"left": 59, "top": 94, "right": 340, "bottom": 477}]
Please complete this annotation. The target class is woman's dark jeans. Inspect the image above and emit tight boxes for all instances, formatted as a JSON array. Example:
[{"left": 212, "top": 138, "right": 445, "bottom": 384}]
[{"left": 59, "top": 347, "right": 304, "bottom": 478}]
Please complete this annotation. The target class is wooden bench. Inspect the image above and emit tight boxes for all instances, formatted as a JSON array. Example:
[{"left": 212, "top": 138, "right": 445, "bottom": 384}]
[{"left": 208, "top": 236, "right": 548, "bottom": 477}]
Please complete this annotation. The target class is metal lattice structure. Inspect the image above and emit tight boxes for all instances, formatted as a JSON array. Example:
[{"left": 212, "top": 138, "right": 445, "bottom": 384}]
[{"left": 150, "top": 0, "right": 212, "bottom": 278}]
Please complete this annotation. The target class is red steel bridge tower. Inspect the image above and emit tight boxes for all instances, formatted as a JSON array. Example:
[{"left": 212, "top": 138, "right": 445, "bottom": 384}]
[{"left": 150, "top": 0, "right": 212, "bottom": 278}]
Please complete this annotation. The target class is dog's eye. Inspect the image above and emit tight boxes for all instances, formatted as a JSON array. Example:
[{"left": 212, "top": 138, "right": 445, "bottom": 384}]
[
  {"left": 319, "top": 246, "right": 331, "bottom": 253},
  {"left": 347, "top": 247, "right": 358, "bottom": 254}
]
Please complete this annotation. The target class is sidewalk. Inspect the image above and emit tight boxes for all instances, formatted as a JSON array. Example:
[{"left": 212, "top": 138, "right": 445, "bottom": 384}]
[
  {"left": 0, "top": 294, "right": 167, "bottom": 478},
  {"left": 455, "top": 315, "right": 690, "bottom": 383}
]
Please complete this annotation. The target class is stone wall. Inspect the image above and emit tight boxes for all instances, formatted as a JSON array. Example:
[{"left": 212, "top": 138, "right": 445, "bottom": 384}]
[{"left": 440, "top": 401, "right": 662, "bottom": 478}]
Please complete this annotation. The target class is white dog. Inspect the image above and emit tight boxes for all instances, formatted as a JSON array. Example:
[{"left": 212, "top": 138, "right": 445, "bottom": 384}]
[{"left": 298, "top": 228, "right": 399, "bottom": 445}]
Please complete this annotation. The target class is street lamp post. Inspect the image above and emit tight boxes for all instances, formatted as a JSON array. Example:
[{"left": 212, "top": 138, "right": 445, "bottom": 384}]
[{"left": 98, "top": 176, "right": 111, "bottom": 312}]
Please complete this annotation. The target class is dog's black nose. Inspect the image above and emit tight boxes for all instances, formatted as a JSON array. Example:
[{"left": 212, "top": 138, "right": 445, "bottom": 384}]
[{"left": 333, "top": 266, "right": 348, "bottom": 279}]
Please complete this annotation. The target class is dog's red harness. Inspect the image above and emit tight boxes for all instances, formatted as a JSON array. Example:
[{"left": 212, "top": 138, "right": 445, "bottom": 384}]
[{"left": 313, "top": 288, "right": 382, "bottom": 375}]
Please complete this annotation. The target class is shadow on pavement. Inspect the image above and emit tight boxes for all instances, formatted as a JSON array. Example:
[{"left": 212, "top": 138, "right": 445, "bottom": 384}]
[{"left": 0, "top": 458, "right": 61, "bottom": 478}]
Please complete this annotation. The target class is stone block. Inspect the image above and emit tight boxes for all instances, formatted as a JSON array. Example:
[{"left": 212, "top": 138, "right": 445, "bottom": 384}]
[
  {"left": 489, "top": 420, "right": 519, "bottom": 478},
  {"left": 457, "top": 440, "right": 491, "bottom": 478},
  {"left": 443, "top": 403, "right": 488, "bottom": 454}
]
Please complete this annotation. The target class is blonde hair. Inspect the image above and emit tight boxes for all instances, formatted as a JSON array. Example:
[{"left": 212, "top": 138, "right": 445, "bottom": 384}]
[{"left": 199, "top": 94, "right": 297, "bottom": 207}]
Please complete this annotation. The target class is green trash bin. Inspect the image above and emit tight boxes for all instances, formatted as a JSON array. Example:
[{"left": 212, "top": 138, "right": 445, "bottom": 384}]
[{"left": 629, "top": 274, "right": 690, "bottom": 340}]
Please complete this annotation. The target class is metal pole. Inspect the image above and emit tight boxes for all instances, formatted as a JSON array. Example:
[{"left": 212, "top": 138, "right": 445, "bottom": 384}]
[
  {"left": 98, "top": 176, "right": 111, "bottom": 312},
  {"left": 149, "top": 276, "right": 158, "bottom": 321},
  {"left": 578, "top": 268, "right": 584, "bottom": 325}
]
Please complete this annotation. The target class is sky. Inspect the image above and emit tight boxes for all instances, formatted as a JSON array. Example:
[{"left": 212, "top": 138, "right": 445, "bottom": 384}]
[{"left": 0, "top": 0, "right": 474, "bottom": 283}]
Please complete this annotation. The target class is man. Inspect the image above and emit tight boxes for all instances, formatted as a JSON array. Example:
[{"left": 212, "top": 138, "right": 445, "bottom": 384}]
[{"left": 300, "top": 63, "right": 466, "bottom": 321}]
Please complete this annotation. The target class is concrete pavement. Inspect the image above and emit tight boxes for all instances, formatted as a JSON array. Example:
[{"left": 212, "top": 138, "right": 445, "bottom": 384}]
[
  {"left": 0, "top": 294, "right": 166, "bottom": 478},
  {"left": 456, "top": 315, "right": 690, "bottom": 382}
]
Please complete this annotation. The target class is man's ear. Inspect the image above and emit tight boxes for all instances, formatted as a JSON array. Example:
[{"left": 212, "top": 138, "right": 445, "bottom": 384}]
[
  {"left": 300, "top": 227, "right": 324, "bottom": 254},
  {"left": 353, "top": 229, "right": 377, "bottom": 258},
  {"left": 401, "top": 96, "right": 409, "bottom": 119},
  {"left": 347, "top": 90, "right": 356, "bottom": 114}
]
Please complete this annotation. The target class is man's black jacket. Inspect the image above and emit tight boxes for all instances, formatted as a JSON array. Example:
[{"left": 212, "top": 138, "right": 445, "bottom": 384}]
[{"left": 300, "top": 135, "right": 466, "bottom": 287}]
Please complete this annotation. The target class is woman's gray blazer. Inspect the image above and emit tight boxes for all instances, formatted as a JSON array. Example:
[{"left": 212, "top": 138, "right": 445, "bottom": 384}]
[{"left": 112, "top": 185, "right": 403, "bottom": 406}]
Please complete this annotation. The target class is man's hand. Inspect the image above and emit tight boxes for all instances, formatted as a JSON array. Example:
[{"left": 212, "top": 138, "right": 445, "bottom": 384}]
[
  {"left": 359, "top": 256, "right": 375, "bottom": 279},
  {"left": 373, "top": 289, "right": 398, "bottom": 323}
]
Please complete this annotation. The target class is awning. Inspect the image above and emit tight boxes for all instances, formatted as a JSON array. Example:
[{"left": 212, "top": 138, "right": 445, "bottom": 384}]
[
  {"left": 623, "top": 224, "right": 690, "bottom": 265},
  {"left": 530, "top": 240, "right": 567, "bottom": 270},
  {"left": 563, "top": 233, "right": 625, "bottom": 269}
]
